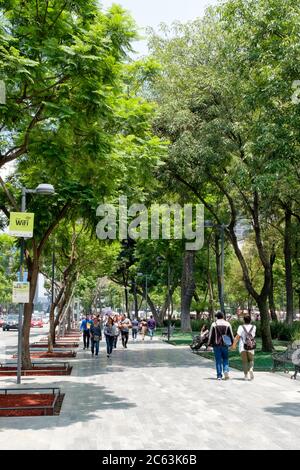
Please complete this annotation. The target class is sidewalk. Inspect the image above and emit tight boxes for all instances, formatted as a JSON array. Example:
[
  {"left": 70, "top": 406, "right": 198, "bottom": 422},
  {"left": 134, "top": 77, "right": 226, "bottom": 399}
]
[{"left": 0, "top": 335, "right": 299, "bottom": 450}]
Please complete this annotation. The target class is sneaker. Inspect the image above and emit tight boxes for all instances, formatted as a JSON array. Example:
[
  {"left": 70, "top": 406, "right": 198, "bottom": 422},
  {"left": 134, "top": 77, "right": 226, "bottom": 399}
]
[
  {"left": 217, "top": 377, "right": 222, "bottom": 381},
  {"left": 224, "top": 372, "right": 230, "bottom": 380},
  {"left": 107, "top": 354, "right": 110, "bottom": 358},
  {"left": 244, "top": 374, "right": 249, "bottom": 381},
  {"left": 249, "top": 371, "right": 254, "bottom": 380}
]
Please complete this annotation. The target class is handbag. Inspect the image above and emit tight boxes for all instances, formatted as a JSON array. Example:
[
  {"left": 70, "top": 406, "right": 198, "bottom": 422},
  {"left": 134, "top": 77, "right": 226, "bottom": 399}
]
[
  {"left": 93, "top": 335, "right": 100, "bottom": 342},
  {"left": 222, "top": 334, "right": 232, "bottom": 348}
]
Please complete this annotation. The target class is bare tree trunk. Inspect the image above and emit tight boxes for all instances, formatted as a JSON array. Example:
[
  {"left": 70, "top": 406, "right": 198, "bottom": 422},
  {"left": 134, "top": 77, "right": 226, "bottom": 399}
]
[
  {"left": 214, "top": 232, "right": 222, "bottom": 308},
  {"left": 284, "top": 208, "right": 294, "bottom": 324},
  {"left": 124, "top": 286, "right": 129, "bottom": 314},
  {"left": 269, "top": 250, "right": 277, "bottom": 321},
  {"left": 181, "top": 250, "right": 195, "bottom": 332}
]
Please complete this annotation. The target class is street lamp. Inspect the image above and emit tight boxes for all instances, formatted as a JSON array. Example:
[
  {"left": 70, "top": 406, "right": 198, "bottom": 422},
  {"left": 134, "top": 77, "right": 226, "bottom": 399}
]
[
  {"left": 17, "top": 183, "right": 55, "bottom": 384},
  {"left": 137, "top": 272, "right": 149, "bottom": 319},
  {"left": 156, "top": 256, "right": 172, "bottom": 343},
  {"left": 204, "top": 220, "right": 227, "bottom": 316}
]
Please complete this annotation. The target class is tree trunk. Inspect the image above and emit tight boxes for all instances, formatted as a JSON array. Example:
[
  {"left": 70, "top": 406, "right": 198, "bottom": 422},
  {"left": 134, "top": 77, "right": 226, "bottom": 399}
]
[
  {"left": 284, "top": 208, "right": 294, "bottom": 324},
  {"left": 142, "top": 290, "right": 161, "bottom": 325},
  {"left": 181, "top": 250, "right": 195, "bottom": 332},
  {"left": 269, "top": 270, "right": 277, "bottom": 322},
  {"left": 257, "top": 297, "right": 273, "bottom": 352},
  {"left": 48, "top": 303, "right": 56, "bottom": 353},
  {"left": 67, "top": 306, "right": 71, "bottom": 332},
  {"left": 214, "top": 232, "right": 222, "bottom": 308},
  {"left": 124, "top": 286, "right": 129, "bottom": 314},
  {"left": 193, "top": 291, "right": 202, "bottom": 319},
  {"left": 133, "top": 279, "right": 139, "bottom": 319}
]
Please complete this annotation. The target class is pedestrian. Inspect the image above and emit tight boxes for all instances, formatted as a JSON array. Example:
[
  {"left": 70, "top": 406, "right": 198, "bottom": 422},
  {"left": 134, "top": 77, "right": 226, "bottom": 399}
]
[
  {"left": 140, "top": 318, "right": 148, "bottom": 341},
  {"left": 208, "top": 311, "right": 234, "bottom": 380},
  {"left": 147, "top": 315, "right": 156, "bottom": 340},
  {"left": 113, "top": 314, "right": 120, "bottom": 349},
  {"left": 120, "top": 314, "right": 132, "bottom": 348},
  {"left": 132, "top": 318, "right": 139, "bottom": 341},
  {"left": 232, "top": 316, "right": 256, "bottom": 381},
  {"left": 80, "top": 314, "right": 93, "bottom": 350},
  {"left": 90, "top": 318, "right": 102, "bottom": 357},
  {"left": 104, "top": 317, "right": 117, "bottom": 358}
]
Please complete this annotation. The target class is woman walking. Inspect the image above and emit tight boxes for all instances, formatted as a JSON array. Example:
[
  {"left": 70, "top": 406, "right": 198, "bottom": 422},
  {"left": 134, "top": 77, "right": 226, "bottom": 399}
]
[
  {"left": 90, "top": 318, "right": 102, "bottom": 357},
  {"left": 113, "top": 314, "right": 120, "bottom": 349},
  {"left": 208, "top": 311, "right": 234, "bottom": 380},
  {"left": 232, "top": 316, "right": 256, "bottom": 380},
  {"left": 140, "top": 319, "right": 148, "bottom": 341},
  {"left": 104, "top": 317, "right": 117, "bottom": 358}
]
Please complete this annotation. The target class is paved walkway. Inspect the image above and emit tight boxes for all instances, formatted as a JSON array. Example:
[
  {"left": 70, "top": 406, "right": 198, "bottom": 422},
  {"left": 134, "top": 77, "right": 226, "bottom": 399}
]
[{"left": 0, "top": 335, "right": 300, "bottom": 450}]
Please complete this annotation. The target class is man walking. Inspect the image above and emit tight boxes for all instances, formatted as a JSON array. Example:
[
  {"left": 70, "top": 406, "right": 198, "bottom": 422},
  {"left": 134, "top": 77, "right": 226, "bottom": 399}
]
[
  {"left": 120, "top": 314, "right": 132, "bottom": 348},
  {"left": 208, "top": 311, "right": 234, "bottom": 380},
  {"left": 80, "top": 314, "right": 93, "bottom": 350},
  {"left": 132, "top": 318, "right": 139, "bottom": 341},
  {"left": 147, "top": 315, "right": 156, "bottom": 340}
]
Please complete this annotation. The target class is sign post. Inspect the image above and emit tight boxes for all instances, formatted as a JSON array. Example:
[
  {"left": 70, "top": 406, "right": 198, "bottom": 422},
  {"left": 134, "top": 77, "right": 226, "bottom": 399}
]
[{"left": 8, "top": 205, "right": 34, "bottom": 384}]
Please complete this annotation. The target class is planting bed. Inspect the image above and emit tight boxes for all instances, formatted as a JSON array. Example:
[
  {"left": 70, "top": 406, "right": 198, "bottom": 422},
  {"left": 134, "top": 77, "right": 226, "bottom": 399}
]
[
  {"left": 31, "top": 343, "right": 79, "bottom": 348},
  {"left": 0, "top": 388, "right": 64, "bottom": 417},
  {"left": 13, "top": 351, "right": 77, "bottom": 359},
  {"left": 0, "top": 362, "right": 72, "bottom": 376}
]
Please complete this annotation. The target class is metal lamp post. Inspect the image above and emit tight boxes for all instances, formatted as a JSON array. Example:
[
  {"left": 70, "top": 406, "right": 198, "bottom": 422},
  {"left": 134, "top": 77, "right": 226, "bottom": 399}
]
[
  {"left": 137, "top": 272, "right": 149, "bottom": 319},
  {"left": 156, "top": 256, "right": 172, "bottom": 342},
  {"left": 17, "top": 184, "right": 55, "bottom": 384},
  {"left": 204, "top": 220, "right": 226, "bottom": 317}
]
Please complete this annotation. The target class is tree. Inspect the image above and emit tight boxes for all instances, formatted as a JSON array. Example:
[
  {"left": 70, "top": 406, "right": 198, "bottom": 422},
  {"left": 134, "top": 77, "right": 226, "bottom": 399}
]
[
  {"left": 0, "top": 1, "right": 136, "bottom": 168},
  {"left": 149, "top": 0, "right": 300, "bottom": 351}
]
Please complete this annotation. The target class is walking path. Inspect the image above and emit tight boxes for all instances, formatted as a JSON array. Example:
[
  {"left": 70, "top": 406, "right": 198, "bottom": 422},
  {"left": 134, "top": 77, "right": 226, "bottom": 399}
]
[{"left": 0, "top": 335, "right": 299, "bottom": 450}]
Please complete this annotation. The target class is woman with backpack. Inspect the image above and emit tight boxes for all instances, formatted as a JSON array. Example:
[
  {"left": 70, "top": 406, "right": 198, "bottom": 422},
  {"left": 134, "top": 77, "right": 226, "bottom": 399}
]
[{"left": 232, "top": 316, "right": 256, "bottom": 381}]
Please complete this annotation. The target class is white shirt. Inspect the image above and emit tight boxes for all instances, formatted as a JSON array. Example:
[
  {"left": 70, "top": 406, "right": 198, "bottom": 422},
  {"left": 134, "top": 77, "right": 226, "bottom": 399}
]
[{"left": 237, "top": 324, "right": 256, "bottom": 353}]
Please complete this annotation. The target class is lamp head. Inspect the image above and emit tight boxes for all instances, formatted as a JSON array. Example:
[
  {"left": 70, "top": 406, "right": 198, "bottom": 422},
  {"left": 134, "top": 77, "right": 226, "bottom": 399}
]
[{"left": 35, "top": 184, "right": 55, "bottom": 195}]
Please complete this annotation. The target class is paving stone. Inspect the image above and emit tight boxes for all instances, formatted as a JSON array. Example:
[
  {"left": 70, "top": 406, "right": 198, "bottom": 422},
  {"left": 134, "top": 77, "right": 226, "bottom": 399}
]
[{"left": 0, "top": 333, "right": 300, "bottom": 449}]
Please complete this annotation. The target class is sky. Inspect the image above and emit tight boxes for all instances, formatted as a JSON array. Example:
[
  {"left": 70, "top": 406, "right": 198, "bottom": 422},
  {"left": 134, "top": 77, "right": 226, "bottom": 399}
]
[{"left": 100, "top": 0, "right": 220, "bottom": 56}]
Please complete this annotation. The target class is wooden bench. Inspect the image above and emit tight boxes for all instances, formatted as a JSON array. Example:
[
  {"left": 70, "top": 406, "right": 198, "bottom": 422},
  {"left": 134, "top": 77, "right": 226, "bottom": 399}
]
[{"left": 272, "top": 343, "right": 300, "bottom": 380}]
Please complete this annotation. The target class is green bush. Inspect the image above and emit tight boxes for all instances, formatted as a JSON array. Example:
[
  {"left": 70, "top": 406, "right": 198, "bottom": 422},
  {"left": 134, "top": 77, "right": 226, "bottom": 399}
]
[
  {"left": 190, "top": 319, "right": 210, "bottom": 332},
  {"left": 165, "top": 318, "right": 300, "bottom": 342}
]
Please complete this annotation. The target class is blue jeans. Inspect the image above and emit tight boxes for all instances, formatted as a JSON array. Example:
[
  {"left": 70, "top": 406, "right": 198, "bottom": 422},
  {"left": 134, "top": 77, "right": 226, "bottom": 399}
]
[
  {"left": 213, "top": 346, "right": 229, "bottom": 378},
  {"left": 91, "top": 338, "right": 99, "bottom": 355},
  {"left": 148, "top": 328, "right": 155, "bottom": 338},
  {"left": 106, "top": 335, "right": 114, "bottom": 355},
  {"left": 132, "top": 328, "right": 138, "bottom": 339}
]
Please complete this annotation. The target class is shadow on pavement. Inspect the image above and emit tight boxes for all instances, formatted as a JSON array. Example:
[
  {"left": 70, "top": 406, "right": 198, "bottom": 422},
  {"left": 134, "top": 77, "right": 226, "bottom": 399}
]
[
  {"left": 0, "top": 380, "right": 136, "bottom": 431},
  {"left": 264, "top": 402, "right": 300, "bottom": 417}
]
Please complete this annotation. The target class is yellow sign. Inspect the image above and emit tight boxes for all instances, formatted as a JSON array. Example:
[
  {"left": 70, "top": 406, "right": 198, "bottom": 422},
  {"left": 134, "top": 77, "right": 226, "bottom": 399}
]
[
  {"left": 12, "top": 282, "right": 30, "bottom": 303},
  {"left": 9, "top": 212, "right": 34, "bottom": 238}
]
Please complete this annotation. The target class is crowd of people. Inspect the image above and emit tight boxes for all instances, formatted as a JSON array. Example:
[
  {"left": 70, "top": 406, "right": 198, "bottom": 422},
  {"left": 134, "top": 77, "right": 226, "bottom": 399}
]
[
  {"left": 79, "top": 313, "right": 157, "bottom": 359},
  {"left": 80, "top": 309, "right": 257, "bottom": 381}
]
